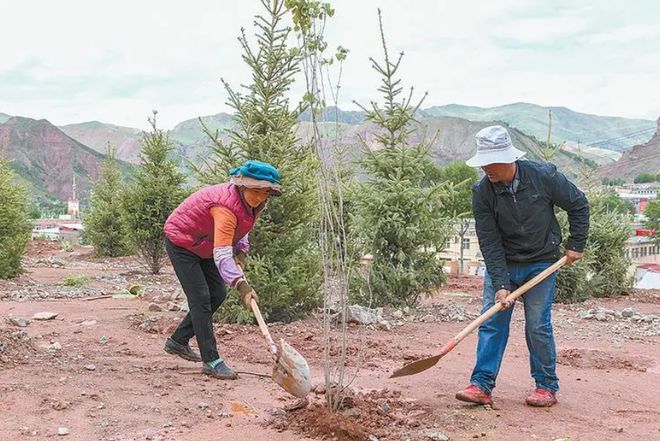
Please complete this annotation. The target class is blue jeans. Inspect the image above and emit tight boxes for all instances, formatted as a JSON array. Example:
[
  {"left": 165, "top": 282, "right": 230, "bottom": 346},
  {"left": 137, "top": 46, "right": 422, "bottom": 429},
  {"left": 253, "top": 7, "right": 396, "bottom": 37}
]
[{"left": 470, "top": 261, "right": 559, "bottom": 394}]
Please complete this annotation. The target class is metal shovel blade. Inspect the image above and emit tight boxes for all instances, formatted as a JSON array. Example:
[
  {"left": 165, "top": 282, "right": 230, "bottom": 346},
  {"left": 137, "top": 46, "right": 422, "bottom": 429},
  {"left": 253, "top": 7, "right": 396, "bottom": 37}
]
[
  {"left": 272, "top": 339, "right": 312, "bottom": 398},
  {"left": 390, "top": 353, "right": 445, "bottom": 378}
]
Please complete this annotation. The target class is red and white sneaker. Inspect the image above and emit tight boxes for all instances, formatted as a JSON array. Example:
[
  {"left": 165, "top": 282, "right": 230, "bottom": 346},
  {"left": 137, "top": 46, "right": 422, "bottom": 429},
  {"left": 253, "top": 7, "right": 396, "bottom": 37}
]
[
  {"left": 526, "top": 388, "right": 557, "bottom": 407},
  {"left": 455, "top": 384, "right": 493, "bottom": 405}
]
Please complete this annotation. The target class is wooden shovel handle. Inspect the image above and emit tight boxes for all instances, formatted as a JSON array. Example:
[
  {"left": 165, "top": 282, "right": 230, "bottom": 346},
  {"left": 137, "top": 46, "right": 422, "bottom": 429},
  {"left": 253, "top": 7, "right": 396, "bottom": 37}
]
[
  {"left": 452, "top": 256, "right": 567, "bottom": 344},
  {"left": 251, "top": 298, "right": 278, "bottom": 355}
]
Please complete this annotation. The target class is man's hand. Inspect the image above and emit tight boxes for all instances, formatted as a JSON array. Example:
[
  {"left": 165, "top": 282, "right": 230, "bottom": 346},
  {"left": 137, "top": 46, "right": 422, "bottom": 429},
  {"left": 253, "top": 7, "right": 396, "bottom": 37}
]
[
  {"left": 564, "top": 250, "right": 584, "bottom": 266},
  {"left": 237, "top": 280, "right": 259, "bottom": 309},
  {"left": 235, "top": 251, "right": 248, "bottom": 271},
  {"left": 495, "top": 289, "right": 514, "bottom": 309}
]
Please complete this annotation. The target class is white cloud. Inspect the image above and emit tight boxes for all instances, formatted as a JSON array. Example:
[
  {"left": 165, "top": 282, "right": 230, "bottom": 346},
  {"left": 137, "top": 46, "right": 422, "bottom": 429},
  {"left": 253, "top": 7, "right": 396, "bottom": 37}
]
[
  {"left": 582, "top": 24, "right": 660, "bottom": 44},
  {"left": 0, "top": 0, "right": 658, "bottom": 129}
]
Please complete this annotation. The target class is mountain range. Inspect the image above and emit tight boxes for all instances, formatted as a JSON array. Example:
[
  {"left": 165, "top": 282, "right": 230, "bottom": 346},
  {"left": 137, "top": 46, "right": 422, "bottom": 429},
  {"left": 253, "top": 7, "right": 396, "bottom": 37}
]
[
  {"left": 0, "top": 117, "right": 132, "bottom": 207},
  {"left": 599, "top": 119, "right": 660, "bottom": 181},
  {"left": 423, "top": 103, "right": 656, "bottom": 152},
  {"left": 1, "top": 103, "right": 657, "bottom": 206}
]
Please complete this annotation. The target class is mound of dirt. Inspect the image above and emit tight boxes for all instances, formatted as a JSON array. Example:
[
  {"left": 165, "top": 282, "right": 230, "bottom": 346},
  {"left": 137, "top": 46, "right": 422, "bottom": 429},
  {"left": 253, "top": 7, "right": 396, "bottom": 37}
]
[
  {"left": 558, "top": 348, "right": 653, "bottom": 372},
  {"left": 130, "top": 313, "right": 181, "bottom": 335},
  {"left": 0, "top": 329, "right": 37, "bottom": 369},
  {"left": 273, "top": 388, "right": 434, "bottom": 440}
]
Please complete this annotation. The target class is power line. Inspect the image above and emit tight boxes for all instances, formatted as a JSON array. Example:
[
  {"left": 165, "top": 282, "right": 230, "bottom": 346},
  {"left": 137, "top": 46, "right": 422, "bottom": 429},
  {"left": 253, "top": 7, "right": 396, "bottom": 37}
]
[{"left": 585, "top": 127, "right": 655, "bottom": 148}]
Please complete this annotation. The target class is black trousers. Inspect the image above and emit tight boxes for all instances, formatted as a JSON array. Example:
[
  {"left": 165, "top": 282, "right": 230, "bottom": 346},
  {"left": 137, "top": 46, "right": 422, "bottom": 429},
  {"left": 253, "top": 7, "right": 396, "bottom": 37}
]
[{"left": 165, "top": 238, "right": 227, "bottom": 363}]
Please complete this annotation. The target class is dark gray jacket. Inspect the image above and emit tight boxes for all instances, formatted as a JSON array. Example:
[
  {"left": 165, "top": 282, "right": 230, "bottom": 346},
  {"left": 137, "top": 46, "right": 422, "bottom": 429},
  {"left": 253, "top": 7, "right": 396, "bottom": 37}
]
[{"left": 472, "top": 160, "right": 589, "bottom": 291}]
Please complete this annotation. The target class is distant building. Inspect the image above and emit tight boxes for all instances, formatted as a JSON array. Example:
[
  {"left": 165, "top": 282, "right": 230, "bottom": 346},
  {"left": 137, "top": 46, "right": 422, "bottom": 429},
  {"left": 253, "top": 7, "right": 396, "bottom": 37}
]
[
  {"left": 438, "top": 219, "right": 485, "bottom": 275},
  {"left": 615, "top": 183, "right": 658, "bottom": 214},
  {"left": 67, "top": 174, "right": 80, "bottom": 219},
  {"left": 32, "top": 219, "right": 83, "bottom": 243},
  {"left": 635, "top": 264, "right": 660, "bottom": 289},
  {"left": 625, "top": 234, "right": 660, "bottom": 262}
]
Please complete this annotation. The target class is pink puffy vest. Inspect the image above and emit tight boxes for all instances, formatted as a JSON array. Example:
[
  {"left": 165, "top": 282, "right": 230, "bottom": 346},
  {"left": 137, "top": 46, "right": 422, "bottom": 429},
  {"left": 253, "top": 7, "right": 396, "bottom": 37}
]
[{"left": 164, "top": 183, "right": 258, "bottom": 259}]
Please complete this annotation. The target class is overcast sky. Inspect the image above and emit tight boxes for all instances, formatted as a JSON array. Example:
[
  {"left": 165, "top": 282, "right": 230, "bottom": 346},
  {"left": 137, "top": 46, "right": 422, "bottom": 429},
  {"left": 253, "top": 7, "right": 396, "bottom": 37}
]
[{"left": 1, "top": 0, "right": 659, "bottom": 130}]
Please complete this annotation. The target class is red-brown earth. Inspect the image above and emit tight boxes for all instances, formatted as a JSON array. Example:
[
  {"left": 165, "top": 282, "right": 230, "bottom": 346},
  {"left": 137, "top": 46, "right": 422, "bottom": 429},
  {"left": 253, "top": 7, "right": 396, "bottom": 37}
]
[{"left": 1, "top": 241, "right": 659, "bottom": 440}]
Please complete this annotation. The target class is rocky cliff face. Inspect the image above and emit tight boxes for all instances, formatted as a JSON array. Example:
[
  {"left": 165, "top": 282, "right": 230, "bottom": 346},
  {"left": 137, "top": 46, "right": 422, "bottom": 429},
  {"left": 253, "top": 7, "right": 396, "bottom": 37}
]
[
  {"left": 599, "top": 117, "right": 660, "bottom": 181},
  {"left": 0, "top": 116, "right": 107, "bottom": 201}
]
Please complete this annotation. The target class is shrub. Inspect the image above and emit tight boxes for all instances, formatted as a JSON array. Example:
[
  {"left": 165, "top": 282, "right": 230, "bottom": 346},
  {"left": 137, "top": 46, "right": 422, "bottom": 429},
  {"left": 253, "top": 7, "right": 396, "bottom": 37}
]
[{"left": 0, "top": 157, "right": 30, "bottom": 279}]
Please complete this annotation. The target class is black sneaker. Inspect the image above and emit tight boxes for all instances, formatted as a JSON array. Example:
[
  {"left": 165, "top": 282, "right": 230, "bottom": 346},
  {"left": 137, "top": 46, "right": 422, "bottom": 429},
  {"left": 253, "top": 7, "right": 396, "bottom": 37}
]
[
  {"left": 202, "top": 361, "right": 238, "bottom": 380},
  {"left": 164, "top": 338, "right": 202, "bottom": 362}
]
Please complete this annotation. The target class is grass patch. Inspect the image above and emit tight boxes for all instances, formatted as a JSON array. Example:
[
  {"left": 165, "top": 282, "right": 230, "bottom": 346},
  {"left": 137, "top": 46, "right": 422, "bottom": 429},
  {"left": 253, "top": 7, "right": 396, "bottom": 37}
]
[{"left": 61, "top": 275, "right": 90, "bottom": 288}]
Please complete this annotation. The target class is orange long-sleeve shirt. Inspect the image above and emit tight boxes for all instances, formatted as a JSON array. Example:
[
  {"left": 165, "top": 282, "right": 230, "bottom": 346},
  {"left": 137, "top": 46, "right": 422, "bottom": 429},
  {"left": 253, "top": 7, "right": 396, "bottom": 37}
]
[{"left": 210, "top": 206, "right": 238, "bottom": 247}]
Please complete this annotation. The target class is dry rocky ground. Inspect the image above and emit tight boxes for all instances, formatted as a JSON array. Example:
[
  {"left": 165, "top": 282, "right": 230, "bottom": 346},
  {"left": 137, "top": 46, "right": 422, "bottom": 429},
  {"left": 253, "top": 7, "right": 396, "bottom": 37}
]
[{"left": 1, "top": 242, "right": 659, "bottom": 441}]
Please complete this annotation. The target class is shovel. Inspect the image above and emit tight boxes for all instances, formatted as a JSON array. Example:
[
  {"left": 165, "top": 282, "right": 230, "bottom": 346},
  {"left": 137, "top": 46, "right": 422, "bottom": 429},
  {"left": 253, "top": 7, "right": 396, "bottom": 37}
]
[
  {"left": 250, "top": 298, "right": 312, "bottom": 398},
  {"left": 390, "top": 257, "right": 566, "bottom": 378}
]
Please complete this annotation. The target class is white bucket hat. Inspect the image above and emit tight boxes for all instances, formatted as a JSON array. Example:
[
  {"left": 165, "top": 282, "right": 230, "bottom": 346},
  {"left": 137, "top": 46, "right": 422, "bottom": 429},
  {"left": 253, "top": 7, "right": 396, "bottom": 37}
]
[{"left": 466, "top": 125, "right": 526, "bottom": 167}]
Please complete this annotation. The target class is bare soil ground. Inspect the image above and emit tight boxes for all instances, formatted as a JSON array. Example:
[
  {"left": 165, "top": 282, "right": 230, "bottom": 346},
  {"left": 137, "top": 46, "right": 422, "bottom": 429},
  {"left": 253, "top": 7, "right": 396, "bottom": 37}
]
[{"left": 1, "top": 242, "right": 659, "bottom": 441}]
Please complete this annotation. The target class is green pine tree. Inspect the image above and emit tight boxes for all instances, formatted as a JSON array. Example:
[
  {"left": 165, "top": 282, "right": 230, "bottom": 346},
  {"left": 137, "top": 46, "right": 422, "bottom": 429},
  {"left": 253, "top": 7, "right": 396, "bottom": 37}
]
[
  {"left": 122, "top": 112, "right": 188, "bottom": 274},
  {"left": 351, "top": 10, "right": 452, "bottom": 307},
  {"left": 437, "top": 162, "right": 479, "bottom": 275},
  {"left": 194, "top": 0, "right": 321, "bottom": 323},
  {"left": 556, "top": 189, "right": 633, "bottom": 302},
  {"left": 644, "top": 199, "right": 660, "bottom": 244},
  {"left": 0, "top": 157, "right": 30, "bottom": 279},
  {"left": 84, "top": 145, "right": 132, "bottom": 257}
]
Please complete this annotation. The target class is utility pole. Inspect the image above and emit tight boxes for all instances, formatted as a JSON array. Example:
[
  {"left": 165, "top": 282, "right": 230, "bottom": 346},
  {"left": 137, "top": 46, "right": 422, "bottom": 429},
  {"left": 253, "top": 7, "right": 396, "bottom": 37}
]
[{"left": 544, "top": 109, "right": 553, "bottom": 161}]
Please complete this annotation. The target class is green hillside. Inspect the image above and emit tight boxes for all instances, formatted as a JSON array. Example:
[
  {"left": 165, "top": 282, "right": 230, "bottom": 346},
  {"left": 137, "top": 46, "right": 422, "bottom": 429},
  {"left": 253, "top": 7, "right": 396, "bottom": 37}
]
[{"left": 424, "top": 102, "right": 655, "bottom": 152}]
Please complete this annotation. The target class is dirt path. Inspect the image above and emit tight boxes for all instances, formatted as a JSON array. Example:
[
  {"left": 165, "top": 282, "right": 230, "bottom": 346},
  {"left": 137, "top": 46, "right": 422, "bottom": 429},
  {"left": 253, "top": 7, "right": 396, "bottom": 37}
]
[{"left": 1, "top": 243, "right": 659, "bottom": 440}]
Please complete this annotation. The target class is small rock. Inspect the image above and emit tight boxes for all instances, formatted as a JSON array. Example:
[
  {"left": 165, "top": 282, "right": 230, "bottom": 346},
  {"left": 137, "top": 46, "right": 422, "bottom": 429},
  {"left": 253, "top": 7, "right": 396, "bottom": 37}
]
[
  {"left": 181, "top": 421, "right": 191, "bottom": 428},
  {"left": 9, "top": 316, "right": 29, "bottom": 327},
  {"left": 421, "top": 314, "right": 436, "bottom": 323},
  {"left": 33, "top": 312, "right": 59, "bottom": 321},
  {"left": 621, "top": 307, "right": 635, "bottom": 318},
  {"left": 425, "top": 430, "right": 450, "bottom": 441},
  {"left": 163, "top": 422, "right": 173, "bottom": 428},
  {"left": 312, "top": 383, "right": 326, "bottom": 394},
  {"left": 342, "top": 407, "right": 362, "bottom": 418},
  {"left": 167, "top": 301, "right": 181, "bottom": 312},
  {"left": 148, "top": 303, "right": 163, "bottom": 312},
  {"left": 392, "top": 310, "right": 404, "bottom": 320},
  {"left": 615, "top": 427, "right": 624, "bottom": 433},
  {"left": 217, "top": 412, "right": 231, "bottom": 418},
  {"left": 594, "top": 312, "right": 608, "bottom": 322},
  {"left": 346, "top": 305, "right": 382, "bottom": 325},
  {"left": 368, "top": 436, "right": 380, "bottom": 441},
  {"left": 49, "top": 257, "right": 66, "bottom": 267},
  {"left": 403, "top": 306, "right": 410, "bottom": 314},
  {"left": 377, "top": 320, "right": 392, "bottom": 331},
  {"left": 52, "top": 401, "right": 69, "bottom": 411},
  {"left": 47, "top": 342, "right": 62, "bottom": 351},
  {"left": 84, "top": 364, "right": 97, "bottom": 371},
  {"left": 268, "top": 407, "right": 286, "bottom": 417},
  {"left": 578, "top": 310, "right": 593, "bottom": 319},
  {"left": 378, "top": 402, "right": 391, "bottom": 413},
  {"left": 58, "top": 427, "right": 70, "bottom": 436},
  {"left": 198, "top": 402, "right": 210, "bottom": 409},
  {"left": 81, "top": 320, "right": 97, "bottom": 326}
]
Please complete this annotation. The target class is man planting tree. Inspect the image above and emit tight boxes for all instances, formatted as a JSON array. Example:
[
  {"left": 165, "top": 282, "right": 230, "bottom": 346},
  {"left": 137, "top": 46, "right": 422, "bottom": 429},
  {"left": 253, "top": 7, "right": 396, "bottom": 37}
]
[{"left": 456, "top": 126, "right": 589, "bottom": 407}]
